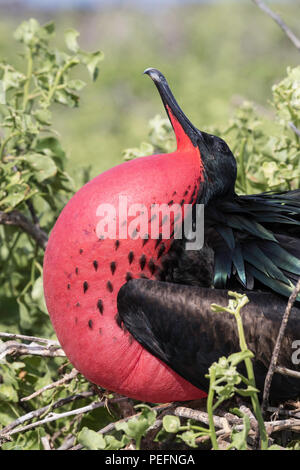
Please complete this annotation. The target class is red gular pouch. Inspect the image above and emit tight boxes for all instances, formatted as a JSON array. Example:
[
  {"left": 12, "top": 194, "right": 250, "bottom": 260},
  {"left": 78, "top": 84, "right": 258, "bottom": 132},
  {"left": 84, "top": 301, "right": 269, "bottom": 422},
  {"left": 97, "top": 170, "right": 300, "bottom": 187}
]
[{"left": 43, "top": 68, "right": 228, "bottom": 403}]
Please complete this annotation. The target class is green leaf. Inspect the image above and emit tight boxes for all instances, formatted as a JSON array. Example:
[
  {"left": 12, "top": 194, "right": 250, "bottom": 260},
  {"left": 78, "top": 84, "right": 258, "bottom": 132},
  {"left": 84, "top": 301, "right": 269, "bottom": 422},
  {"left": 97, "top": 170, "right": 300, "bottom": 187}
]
[
  {"left": 3, "top": 430, "right": 46, "bottom": 450},
  {"left": 78, "top": 427, "right": 106, "bottom": 450},
  {"left": 35, "top": 137, "right": 66, "bottom": 159},
  {"left": 80, "top": 50, "right": 104, "bottom": 81},
  {"left": 54, "top": 89, "right": 79, "bottom": 107},
  {"left": 2, "top": 69, "right": 24, "bottom": 91},
  {"left": 104, "top": 434, "right": 130, "bottom": 450},
  {"left": 43, "top": 22, "right": 55, "bottom": 35},
  {"left": 162, "top": 415, "right": 181, "bottom": 433},
  {"left": 67, "top": 79, "right": 86, "bottom": 91},
  {"left": 14, "top": 18, "right": 40, "bottom": 46},
  {"left": 34, "top": 109, "right": 52, "bottom": 126},
  {"left": 0, "top": 383, "right": 19, "bottom": 402},
  {"left": 227, "top": 414, "right": 250, "bottom": 450},
  {"left": 178, "top": 430, "right": 198, "bottom": 448},
  {"left": 26, "top": 153, "right": 57, "bottom": 182},
  {"left": 18, "top": 301, "right": 33, "bottom": 330},
  {"left": 0, "top": 190, "right": 28, "bottom": 210},
  {"left": 228, "top": 350, "right": 254, "bottom": 367},
  {"left": 115, "top": 405, "right": 156, "bottom": 447},
  {"left": 31, "top": 276, "right": 44, "bottom": 301},
  {"left": 237, "top": 385, "right": 260, "bottom": 397},
  {"left": 65, "top": 28, "right": 80, "bottom": 53},
  {"left": 33, "top": 368, "right": 52, "bottom": 395},
  {"left": 0, "top": 403, "right": 19, "bottom": 426}
]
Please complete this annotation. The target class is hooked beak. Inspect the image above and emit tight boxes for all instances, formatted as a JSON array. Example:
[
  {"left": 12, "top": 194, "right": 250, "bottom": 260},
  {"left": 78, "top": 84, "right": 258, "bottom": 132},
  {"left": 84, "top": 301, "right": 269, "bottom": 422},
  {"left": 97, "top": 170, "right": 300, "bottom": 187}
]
[{"left": 144, "top": 68, "right": 201, "bottom": 148}]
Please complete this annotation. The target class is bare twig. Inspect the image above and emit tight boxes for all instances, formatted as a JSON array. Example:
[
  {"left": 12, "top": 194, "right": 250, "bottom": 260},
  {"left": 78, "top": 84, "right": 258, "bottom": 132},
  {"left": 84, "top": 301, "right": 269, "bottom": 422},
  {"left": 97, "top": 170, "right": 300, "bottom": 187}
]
[
  {"left": 21, "top": 368, "right": 79, "bottom": 402},
  {"left": 268, "top": 407, "right": 300, "bottom": 419},
  {"left": 276, "top": 366, "right": 300, "bottom": 380},
  {"left": 0, "top": 332, "right": 65, "bottom": 359},
  {"left": 239, "top": 405, "right": 258, "bottom": 432},
  {"left": 52, "top": 415, "right": 82, "bottom": 448},
  {"left": 0, "top": 210, "right": 48, "bottom": 250},
  {"left": 289, "top": 121, "right": 300, "bottom": 138},
  {"left": 57, "top": 435, "right": 76, "bottom": 450},
  {"left": 0, "top": 331, "right": 59, "bottom": 346},
  {"left": 262, "top": 278, "right": 300, "bottom": 415},
  {"left": 174, "top": 406, "right": 242, "bottom": 430},
  {"left": 41, "top": 436, "right": 52, "bottom": 450},
  {"left": 252, "top": 0, "right": 300, "bottom": 52},
  {"left": 265, "top": 418, "right": 300, "bottom": 434},
  {"left": 26, "top": 200, "right": 41, "bottom": 227},
  {"left": 0, "top": 396, "right": 128, "bottom": 442},
  {"left": 196, "top": 417, "right": 299, "bottom": 447},
  {"left": 174, "top": 406, "right": 215, "bottom": 427},
  {"left": 175, "top": 404, "right": 300, "bottom": 448},
  {"left": 181, "top": 404, "right": 299, "bottom": 447},
  {"left": 0, "top": 339, "right": 65, "bottom": 360},
  {"left": 0, "top": 391, "right": 95, "bottom": 439}
]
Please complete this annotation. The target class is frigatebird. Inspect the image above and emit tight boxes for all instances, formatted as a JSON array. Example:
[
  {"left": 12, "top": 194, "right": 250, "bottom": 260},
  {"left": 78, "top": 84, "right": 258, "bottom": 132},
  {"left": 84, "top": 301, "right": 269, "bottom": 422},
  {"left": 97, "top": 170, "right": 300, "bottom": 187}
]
[{"left": 43, "top": 69, "right": 300, "bottom": 404}]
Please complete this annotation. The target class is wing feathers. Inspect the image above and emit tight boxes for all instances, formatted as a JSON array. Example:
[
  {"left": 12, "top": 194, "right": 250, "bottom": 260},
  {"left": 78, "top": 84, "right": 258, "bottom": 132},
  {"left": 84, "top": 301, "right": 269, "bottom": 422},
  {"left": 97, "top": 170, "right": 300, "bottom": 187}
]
[{"left": 206, "top": 190, "right": 300, "bottom": 297}]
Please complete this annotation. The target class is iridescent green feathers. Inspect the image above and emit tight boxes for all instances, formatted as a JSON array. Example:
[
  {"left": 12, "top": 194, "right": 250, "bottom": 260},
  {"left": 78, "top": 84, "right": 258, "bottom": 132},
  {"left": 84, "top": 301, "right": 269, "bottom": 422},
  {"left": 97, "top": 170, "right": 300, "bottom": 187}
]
[{"left": 210, "top": 190, "right": 300, "bottom": 301}]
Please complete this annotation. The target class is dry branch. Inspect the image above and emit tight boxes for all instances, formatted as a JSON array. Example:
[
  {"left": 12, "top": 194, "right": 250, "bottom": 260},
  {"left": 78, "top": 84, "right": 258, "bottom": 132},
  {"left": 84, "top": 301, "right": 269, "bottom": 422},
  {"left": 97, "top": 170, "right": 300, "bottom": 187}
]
[
  {"left": 289, "top": 121, "right": 300, "bottom": 138},
  {"left": 0, "top": 396, "right": 129, "bottom": 442},
  {"left": 0, "top": 339, "right": 65, "bottom": 360},
  {"left": 0, "top": 332, "right": 59, "bottom": 345},
  {"left": 21, "top": 368, "right": 79, "bottom": 402},
  {"left": 0, "top": 210, "right": 48, "bottom": 250},
  {"left": 265, "top": 418, "right": 300, "bottom": 434},
  {"left": 174, "top": 405, "right": 239, "bottom": 429},
  {"left": 262, "top": 278, "right": 300, "bottom": 415},
  {"left": 8, "top": 397, "right": 128, "bottom": 437},
  {"left": 0, "top": 332, "right": 65, "bottom": 360},
  {"left": 0, "top": 391, "right": 95, "bottom": 440},
  {"left": 252, "top": 0, "right": 300, "bottom": 52},
  {"left": 276, "top": 366, "right": 300, "bottom": 380},
  {"left": 41, "top": 436, "right": 51, "bottom": 450},
  {"left": 268, "top": 407, "right": 300, "bottom": 420}
]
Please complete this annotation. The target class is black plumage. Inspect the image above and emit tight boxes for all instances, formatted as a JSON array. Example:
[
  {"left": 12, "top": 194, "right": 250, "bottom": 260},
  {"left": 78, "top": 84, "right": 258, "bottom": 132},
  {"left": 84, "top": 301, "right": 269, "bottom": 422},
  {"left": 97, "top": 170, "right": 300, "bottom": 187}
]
[
  {"left": 206, "top": 190, "right": 300, "bottom": 299},
  {"left": 117, "top": 279, "right": 300, "bottom": 401}
]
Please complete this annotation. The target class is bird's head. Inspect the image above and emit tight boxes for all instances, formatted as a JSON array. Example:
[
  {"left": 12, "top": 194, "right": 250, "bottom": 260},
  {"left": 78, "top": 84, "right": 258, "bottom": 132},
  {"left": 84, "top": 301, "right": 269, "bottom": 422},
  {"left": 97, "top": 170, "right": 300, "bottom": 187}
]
[{"left": 144, "top": 68, "right": 237, "bottom": 204}]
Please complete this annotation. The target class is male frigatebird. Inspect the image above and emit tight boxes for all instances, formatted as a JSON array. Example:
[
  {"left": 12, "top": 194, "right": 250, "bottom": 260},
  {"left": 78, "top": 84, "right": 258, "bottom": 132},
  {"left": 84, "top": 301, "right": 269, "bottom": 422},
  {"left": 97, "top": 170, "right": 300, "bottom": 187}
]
[{"left": 43, "top": 69, "right": 300, "bottom": 403}]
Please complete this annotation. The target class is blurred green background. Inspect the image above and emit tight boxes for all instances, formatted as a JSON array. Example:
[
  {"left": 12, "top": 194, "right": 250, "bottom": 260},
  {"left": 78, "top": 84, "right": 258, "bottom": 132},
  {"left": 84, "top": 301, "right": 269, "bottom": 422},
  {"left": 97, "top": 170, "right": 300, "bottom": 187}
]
[{"left": 0, "top": 0, "right": 299, "bottom": 184}]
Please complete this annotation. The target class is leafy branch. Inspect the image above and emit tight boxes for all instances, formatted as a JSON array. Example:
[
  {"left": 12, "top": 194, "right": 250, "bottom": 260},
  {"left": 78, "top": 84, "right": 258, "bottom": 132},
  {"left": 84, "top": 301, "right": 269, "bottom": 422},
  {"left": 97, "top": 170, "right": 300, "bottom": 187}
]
[
  {"left": 0, "top": 19, "right": 104, "bottom": 450},
  {"left": 209, "top": 292, "right": 268, "bottom": 450},
  {"left": 0, "top": 19, "right": 102, "bottom": 343}
]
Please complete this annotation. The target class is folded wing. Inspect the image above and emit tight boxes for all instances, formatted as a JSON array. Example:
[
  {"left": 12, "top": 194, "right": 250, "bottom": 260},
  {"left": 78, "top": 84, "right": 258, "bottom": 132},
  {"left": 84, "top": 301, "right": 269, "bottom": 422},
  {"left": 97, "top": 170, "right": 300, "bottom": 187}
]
[{"left": 117, "top": 279, "right": 300, "bottom": 401}]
